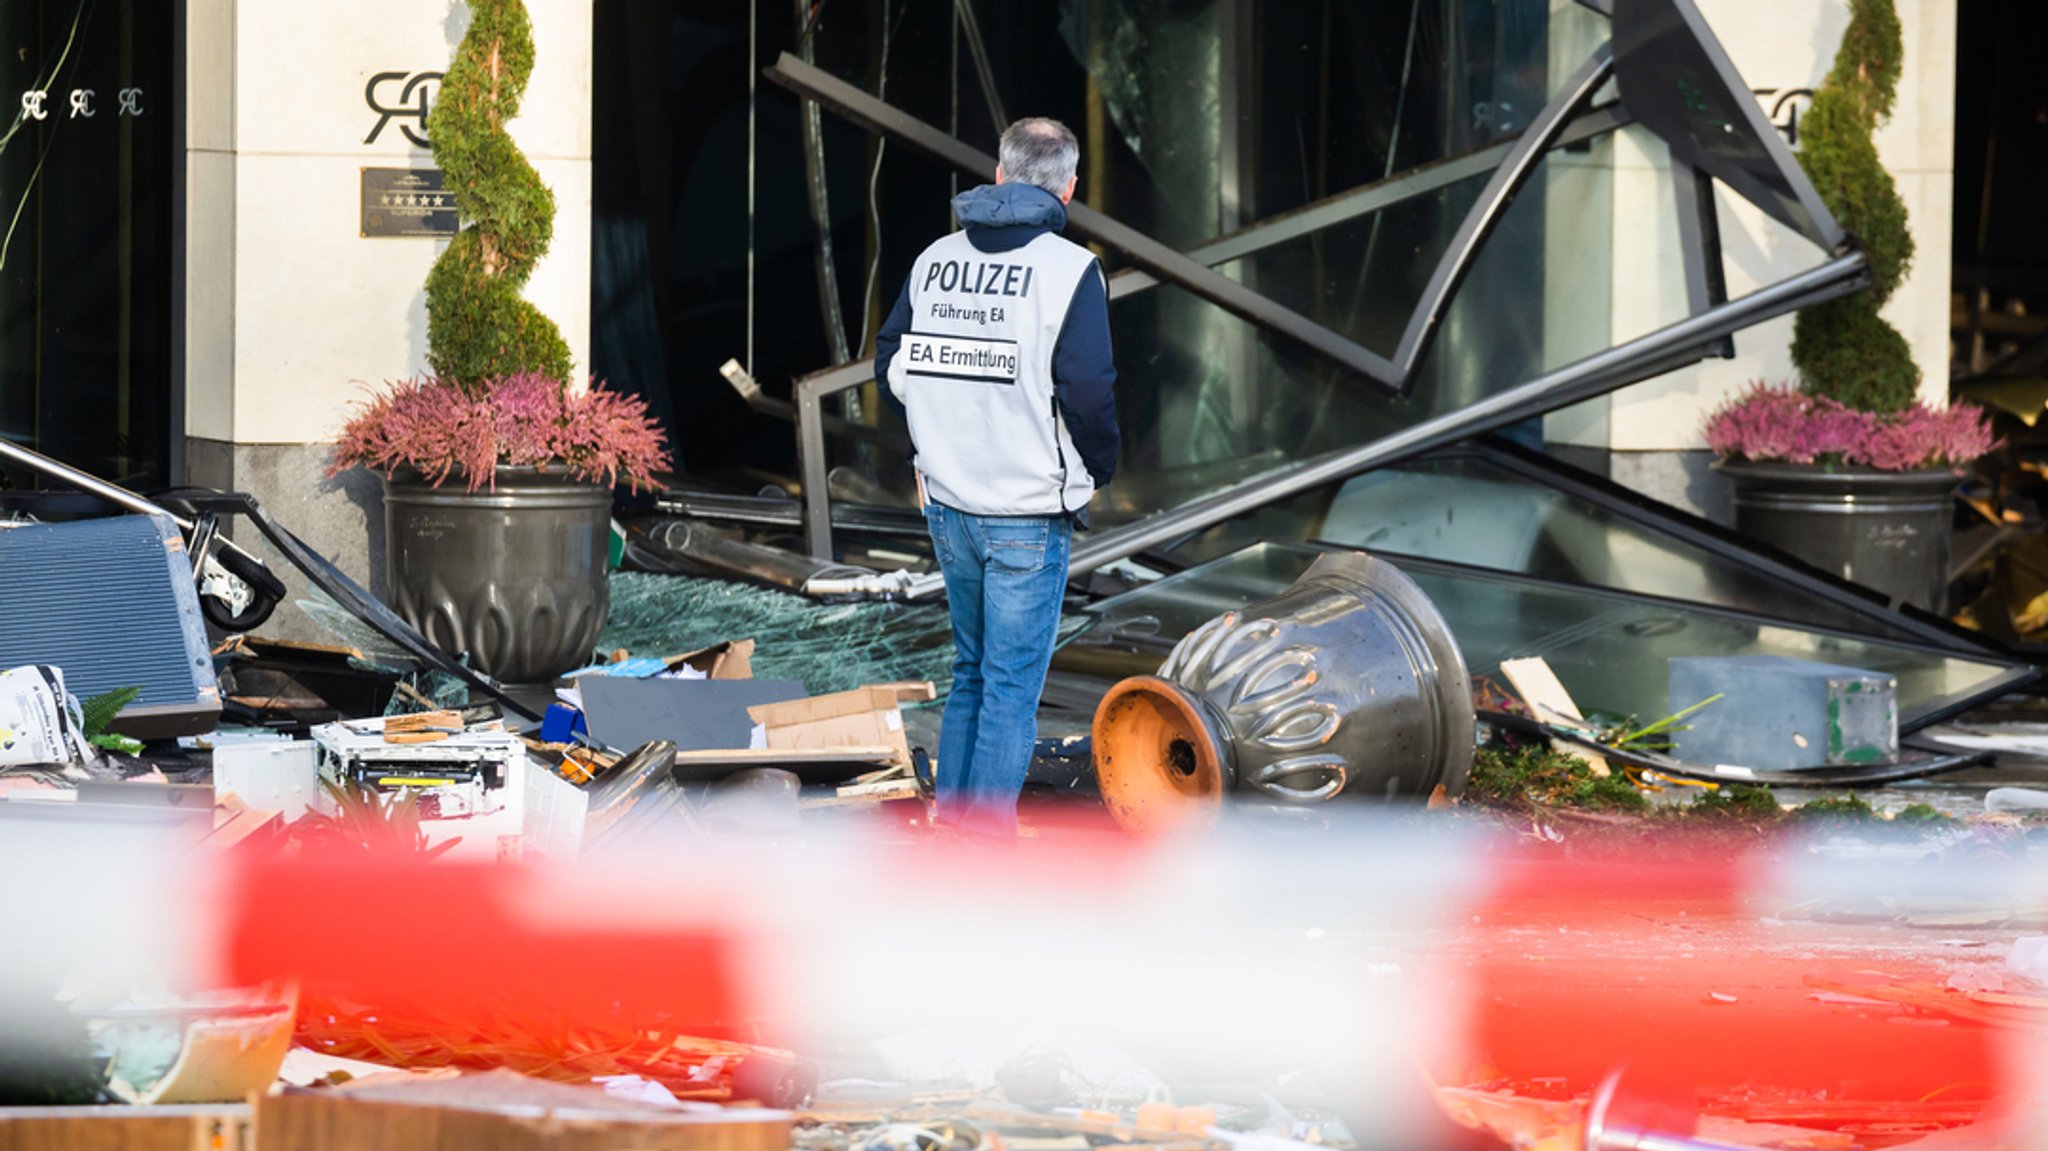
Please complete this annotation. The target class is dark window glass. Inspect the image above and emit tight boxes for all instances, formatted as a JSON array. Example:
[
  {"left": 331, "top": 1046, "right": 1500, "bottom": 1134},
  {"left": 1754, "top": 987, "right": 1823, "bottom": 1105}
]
[{"left": 0, "top": 0, "right": 177, "bottom": 490}]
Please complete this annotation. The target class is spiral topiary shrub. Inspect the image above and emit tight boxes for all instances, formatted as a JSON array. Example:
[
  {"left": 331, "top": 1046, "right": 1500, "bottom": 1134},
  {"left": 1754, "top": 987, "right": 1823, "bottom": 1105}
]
[
  {"left": 425, "top": 0, "right": 573, "bottom": 388},
  {"left": 1790, "top": 0, "right": 1917, "bottom": 413}
]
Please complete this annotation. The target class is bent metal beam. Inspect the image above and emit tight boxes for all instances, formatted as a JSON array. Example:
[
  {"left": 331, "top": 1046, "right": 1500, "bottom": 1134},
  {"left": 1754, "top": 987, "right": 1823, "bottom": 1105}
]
[{"left": 764, "top": 52, "right": 1405, "bottom": 389}]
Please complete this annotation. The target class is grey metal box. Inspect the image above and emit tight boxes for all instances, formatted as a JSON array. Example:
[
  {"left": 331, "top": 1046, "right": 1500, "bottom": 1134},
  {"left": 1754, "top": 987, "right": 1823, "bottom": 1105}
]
[
  {"left": 0, "top": 515, "right": 220, "bottom": 738},
  {"left": 1668, "top": 655, "right": 1897, "bottom": 771}
]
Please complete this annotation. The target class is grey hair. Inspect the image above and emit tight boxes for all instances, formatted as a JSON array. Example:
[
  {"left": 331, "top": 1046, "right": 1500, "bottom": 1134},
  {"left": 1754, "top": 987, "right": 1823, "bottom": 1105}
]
[{"left": 998, "top": 117, "right": 1079, "bottom": 196}]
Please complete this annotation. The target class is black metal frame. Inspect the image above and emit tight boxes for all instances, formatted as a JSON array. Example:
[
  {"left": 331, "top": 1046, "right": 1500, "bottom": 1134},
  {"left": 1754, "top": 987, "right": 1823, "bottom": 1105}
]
[
  {"left": 761, "top": 90, "right": 1638, "bottom": 561},
  {"left": 1064, "top": 253, "right": 1869, "bottom": 577},
  {"left": 760, "top": 1, "right": 1885, "bottom": 602},
  {"left": 1671, "top": 159, "right": 1735, "bottom": 358},
  {"left": 1107, "top": 109, "right": 1638, "bottom": 300},
  {"left": 764, "top": 52, "right": 1397, "bottom": 386},
  {"left": 1611, "top": 0, "right": 1844, "bottom": 250},
  {"left": 753, "top": 94, "right": 1638, "bottom": 560},
  {"left": 1390, "top": 45, "right": 1616, "bottom": 388}
]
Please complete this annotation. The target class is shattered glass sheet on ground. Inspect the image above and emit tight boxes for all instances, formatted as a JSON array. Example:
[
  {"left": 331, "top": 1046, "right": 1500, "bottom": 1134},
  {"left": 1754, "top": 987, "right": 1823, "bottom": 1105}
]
[
  {"left": 1081, "top": 542, "right": 2030, "bottom": 731},
  {"left": 599, "top": 572, "right": 1091, "bottom": 700}
]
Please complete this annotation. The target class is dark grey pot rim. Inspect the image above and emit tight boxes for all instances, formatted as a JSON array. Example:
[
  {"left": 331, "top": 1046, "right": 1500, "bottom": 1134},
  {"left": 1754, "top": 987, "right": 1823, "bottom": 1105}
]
[
  {"left": 383, "top": 463, "right": 612, "bottom": 492},
  {"left": 1713, "top": 458, "right": 1965, "bottom": 491},
  {"left": 383, "top": 464, "right": 614, "bottom": 509}
]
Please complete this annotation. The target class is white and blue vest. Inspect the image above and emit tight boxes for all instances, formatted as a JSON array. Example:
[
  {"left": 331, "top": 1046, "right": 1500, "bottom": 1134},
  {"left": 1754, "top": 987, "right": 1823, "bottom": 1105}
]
[{"left": 885, "top": 229, "right": 1103, "bottom": 518}]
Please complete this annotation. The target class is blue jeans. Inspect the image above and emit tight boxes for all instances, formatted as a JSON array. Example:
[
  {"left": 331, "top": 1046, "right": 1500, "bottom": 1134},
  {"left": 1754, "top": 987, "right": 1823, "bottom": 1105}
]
[{"left": 925, "top": 502, "right": 1072, "bottom": 838}]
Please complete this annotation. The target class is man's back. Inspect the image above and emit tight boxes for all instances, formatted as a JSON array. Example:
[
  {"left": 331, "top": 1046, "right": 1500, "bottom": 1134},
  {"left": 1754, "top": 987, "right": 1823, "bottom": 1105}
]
[
  {"left": 871, "top": 116, "right": 1117, "bottom": 840},
  {"left": 877, "top": 181, "right": 1118, "bottom": 521}
]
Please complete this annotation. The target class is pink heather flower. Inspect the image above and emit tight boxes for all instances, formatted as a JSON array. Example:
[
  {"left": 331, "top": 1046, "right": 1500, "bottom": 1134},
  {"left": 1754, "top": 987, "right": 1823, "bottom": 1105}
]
[
  {"left": 1702, "top": 382, "right": 1998, "bottom": 472},
  {"left": 331, "top": 375, "right": 672, "bottom": 491},
  {"left": 1849, "top": 402, "right": 2000, "bottom": 471}
]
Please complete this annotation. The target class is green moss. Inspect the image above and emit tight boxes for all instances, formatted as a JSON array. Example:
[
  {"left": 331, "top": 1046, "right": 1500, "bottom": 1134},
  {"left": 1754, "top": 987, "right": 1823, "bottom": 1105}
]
[
  {"left": 1791, "top": 0, "right": 1917, "bottom": 412},
  {"left": 1891, "top": 802, "right": 1954, "bottom": 827},
  {"left": 1467, "top": 743, "right": 1647, "bottom": 813},
  {"left": 425, "top": 0, "right": 572, "bottom": 388},
  {"left": 1786, "top": 793, "right": 1878, "bottom": 827},
  {"left": 1686, "top": 783, "right": 1783, "bottom": 819}
]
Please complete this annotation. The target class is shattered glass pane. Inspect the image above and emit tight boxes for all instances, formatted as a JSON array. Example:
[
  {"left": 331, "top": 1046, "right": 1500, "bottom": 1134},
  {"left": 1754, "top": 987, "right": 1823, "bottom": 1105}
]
[
  {"left": 1083, "top": 543, "right": 2030, "bottom": 731},
  {"left": 1157, "top": 448, "right": 1926, "bottom": 642},
  {"left": 598, "top": 572, "right": 1092, "bottom": 701}
]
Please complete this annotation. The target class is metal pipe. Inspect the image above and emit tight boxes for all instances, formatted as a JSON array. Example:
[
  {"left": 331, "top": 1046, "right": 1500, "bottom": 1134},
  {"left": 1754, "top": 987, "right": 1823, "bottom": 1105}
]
[
  {"left": 836, "top": 254, "right": 1867, "bottom": 604},
  {"left": 951, "top": 0, "right": 1007, "bottom": 132},
  {"left": 796, "top": 383, "right": 834, "bottom": 560},
  {"left": 755, "top": 102, "right": 1636, "bottom": 418},
  {"left": 720, "top": 359, "right": 908, "bottom": 452},
  {"left": 0, "top": 436, "right": 283, "bottom": 598},
  {"left": 795, "top": 0, "right": 853, "bottom": 367}
]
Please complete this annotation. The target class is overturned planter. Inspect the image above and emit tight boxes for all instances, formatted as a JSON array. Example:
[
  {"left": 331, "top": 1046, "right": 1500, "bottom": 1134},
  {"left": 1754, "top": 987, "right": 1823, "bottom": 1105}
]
[{"left": 1092, "top": 551, "right": 1474, "bottom": 834}]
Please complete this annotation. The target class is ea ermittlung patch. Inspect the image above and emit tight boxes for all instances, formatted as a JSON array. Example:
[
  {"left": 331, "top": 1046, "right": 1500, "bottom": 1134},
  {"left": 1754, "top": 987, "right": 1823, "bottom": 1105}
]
[{"left": 903, "top": 332, "right": 1020, "bottom": 384}]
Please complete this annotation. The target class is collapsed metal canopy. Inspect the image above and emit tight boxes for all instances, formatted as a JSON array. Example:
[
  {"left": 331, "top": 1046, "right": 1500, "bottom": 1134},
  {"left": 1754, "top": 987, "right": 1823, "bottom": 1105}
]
[{"left": 759, "top": 0, "right": 1868, "bottom": 586}]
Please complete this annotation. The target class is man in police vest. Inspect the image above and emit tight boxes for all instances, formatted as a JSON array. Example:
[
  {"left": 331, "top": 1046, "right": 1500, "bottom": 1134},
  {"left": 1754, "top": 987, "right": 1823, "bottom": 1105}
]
[{"left": 876, "top": 117, "right": 1119, "bottom": 840}]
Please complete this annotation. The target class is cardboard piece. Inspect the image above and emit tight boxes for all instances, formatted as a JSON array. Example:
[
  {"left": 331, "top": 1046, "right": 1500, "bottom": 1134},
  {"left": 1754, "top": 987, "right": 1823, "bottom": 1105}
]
[
  {"left": 667, "top": 639, "right": 755, "bottom": 681},
  {"left": 1499, "top": 656, "right": 1609, "bottom": 777},
  {"left": 578, "top": 676, "right": 805, "bottom": 754},
  {"left": 746, "top": 682, "right": 934, "bottom": 769}
]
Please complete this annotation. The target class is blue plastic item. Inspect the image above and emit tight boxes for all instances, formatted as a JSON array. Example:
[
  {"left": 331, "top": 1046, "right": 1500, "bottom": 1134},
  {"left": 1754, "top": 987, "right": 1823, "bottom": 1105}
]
[{"left": 541, "top": 702, "right": 587, "bottom": 744}]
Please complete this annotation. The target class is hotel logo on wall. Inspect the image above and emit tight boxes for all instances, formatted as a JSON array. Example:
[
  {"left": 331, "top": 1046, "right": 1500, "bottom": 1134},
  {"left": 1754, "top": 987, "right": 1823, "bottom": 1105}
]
[
  {"left": 364, "top": 70, "right": 442, "bottom": 146},
  {"left": 1752, "top": 87, "right": 1814, "bottom": 146},
  {"left": 18, "top": 87, "right": 144, "bottom": 120}
]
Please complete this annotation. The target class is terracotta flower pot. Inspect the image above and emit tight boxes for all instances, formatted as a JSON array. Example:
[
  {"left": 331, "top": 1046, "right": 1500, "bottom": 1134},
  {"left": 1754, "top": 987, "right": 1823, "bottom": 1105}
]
[{"left": 1092, "top": 550, "right": 1474, "bottom": 834}]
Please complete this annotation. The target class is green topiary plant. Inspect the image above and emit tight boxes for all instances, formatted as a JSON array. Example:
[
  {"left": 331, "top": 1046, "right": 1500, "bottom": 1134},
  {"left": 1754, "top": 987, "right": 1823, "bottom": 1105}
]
[
  {"left": 425, "top": 0, "right": 573, "bottom": 388},
  {"left": 1790, "top": 0, "right": 1917, "bottom": 413}
]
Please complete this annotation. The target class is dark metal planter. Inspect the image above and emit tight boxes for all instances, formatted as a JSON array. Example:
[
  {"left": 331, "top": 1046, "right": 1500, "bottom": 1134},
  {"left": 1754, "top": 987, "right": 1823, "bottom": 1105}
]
[
  {"left": 1091, "top": 551, "right": 1474, "bottom": 835},
  {"left": 1716, "top": 461, "right": 1961, "bottom": 613},
  {"left": 384, "top": 467, "right": 611, "bottom": 683}
]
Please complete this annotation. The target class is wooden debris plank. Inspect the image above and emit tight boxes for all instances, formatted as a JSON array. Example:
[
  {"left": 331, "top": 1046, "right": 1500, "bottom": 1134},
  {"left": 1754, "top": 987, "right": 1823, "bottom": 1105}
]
[
  {"left": 669, "top": 746, "right": 900, "bottom": 766},
  {"left": 0, "top": 1104, "right": 251, "bottom": 1151},
  {"left": 956, "top": 1105, "right": 1203, "bottom": 1145},
  {"left": 798, "top": 779, "right": 923, "bottom": 810}
]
